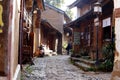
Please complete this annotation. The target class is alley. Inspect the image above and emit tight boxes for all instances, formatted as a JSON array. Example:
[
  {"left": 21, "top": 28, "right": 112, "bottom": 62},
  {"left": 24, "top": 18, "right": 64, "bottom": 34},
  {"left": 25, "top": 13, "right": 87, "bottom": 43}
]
[{"left": 21, "top": 55, "right": 111, "bottom": 80}]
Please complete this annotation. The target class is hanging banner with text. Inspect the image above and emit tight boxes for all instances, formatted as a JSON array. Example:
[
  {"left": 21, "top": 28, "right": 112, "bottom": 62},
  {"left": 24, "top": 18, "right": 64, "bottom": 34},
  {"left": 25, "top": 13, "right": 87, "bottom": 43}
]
[
  {"left": 74, "top": 32, "right": 80, "bottom": 45},
  {"left": 102, "top": 17, "right": 111, "bottom": 28}
]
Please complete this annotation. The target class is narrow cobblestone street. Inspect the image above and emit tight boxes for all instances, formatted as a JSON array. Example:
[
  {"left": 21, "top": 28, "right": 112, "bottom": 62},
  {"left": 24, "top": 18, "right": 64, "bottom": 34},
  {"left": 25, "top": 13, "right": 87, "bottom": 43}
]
[{"left": 21, "top": 55, "right": 111, "bottom": 80}]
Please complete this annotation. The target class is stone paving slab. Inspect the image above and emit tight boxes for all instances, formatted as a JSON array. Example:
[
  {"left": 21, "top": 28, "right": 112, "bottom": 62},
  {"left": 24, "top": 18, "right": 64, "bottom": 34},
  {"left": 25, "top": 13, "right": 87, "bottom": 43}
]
[{"left": 21, "top": 55, "right": 111, "bottom": 80}]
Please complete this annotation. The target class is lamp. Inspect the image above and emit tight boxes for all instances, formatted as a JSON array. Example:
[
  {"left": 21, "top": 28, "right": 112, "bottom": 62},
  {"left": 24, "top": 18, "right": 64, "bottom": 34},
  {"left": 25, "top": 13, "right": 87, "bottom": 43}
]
[
  {"left": 93, "top": 1, "right": 102, "bottom": 65},
  {"left": 94, "top": 2, "right": 102, "bottom": 14},
  {"left": 33, "top": 10, "right": 37, "bottom": 14},
  {"left": 66, "top": 32, "right": 70, "bottom": 36}
]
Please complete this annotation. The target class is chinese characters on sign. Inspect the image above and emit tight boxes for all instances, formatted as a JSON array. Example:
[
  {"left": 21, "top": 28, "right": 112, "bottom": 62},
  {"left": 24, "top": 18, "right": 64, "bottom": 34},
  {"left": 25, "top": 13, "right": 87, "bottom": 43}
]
[
  {"left": 0, "top": 3, "right": 4, "bottom": 33},
  {"left": 74, "top": 32, "right": 80, "bottom": 45},
  {"left": 102, "top": 17, "right": 111, "bottom": 27}
]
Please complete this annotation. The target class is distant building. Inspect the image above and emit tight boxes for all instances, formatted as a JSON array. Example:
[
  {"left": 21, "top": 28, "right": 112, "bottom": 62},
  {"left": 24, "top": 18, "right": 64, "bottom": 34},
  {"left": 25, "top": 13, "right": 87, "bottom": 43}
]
[{"left": 41, "top": 3, "right": 71, "bottom": 54}]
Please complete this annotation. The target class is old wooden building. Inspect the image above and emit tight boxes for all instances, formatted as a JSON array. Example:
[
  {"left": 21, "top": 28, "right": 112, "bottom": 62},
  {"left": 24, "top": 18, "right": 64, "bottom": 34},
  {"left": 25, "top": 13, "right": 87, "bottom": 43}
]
[
  {"left": 65, "top": 0, "right": 114, "bottom": 59},
  {"left": 41, "top": 3, "right": 71, "bottom": 55},
  {"left": 0, "top": 0, "right": 44, "bottom": 80},
  {"left": 20, "top": 0, "right": 45, "bottom": 62}
]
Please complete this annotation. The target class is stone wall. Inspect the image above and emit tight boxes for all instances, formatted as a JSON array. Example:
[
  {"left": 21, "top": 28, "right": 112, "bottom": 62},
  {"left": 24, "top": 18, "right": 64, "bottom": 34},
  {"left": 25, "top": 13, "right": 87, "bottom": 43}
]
[{"left": 111, "top": 0, "right": 120, "bottom": 80}]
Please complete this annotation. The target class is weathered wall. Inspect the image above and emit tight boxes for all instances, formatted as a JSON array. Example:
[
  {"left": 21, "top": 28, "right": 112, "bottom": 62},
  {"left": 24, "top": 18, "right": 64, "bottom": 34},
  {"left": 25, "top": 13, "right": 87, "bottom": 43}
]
[
  {"left": 0, "top": 0, "right": 20, "bottom": 79},
  {"left": 41, "top": 5, "right": 64, "bottom": 54},
  {"left": 41, "top": 6, "right": 64, "bottom": 34},
  {"left": 10, "top": 0, "right": 21, "bottom": 79},
  {"left": 111, "top": 0, "right": 120, "bottom": 80}
]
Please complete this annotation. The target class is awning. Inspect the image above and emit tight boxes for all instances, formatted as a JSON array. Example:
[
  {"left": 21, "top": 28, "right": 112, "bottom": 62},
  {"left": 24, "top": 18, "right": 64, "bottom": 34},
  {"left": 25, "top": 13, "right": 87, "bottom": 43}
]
[
  {"left": 68, "top": 0, "right": 97, "bottom": 9},
  {"left": 64, "top": 9, "right": 94, "bottom": 28},
  {"left": 41, "top": 19, "right": 61, "bottom": 35}
]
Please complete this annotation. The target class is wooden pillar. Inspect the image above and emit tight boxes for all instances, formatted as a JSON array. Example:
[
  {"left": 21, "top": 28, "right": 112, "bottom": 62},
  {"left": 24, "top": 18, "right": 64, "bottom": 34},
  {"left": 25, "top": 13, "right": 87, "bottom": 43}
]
[
  {"left": 34, "top": 28, "right": 40, "bottom": 52},
  {"left": 57, "top": 33, "right": 62, "bottom": 54},
  {"left": 111, "top": 0, "right": 120, "bottom": 80},
  {"left": 52, "top": 36, "right": 56, "bottom": 52},
  {"left": 29, "top": 32, "right": 34, "bottom": 57},
  {"left": 33, "top": 10, "right": 41, "bottom": 53},
  {"left": 98, "top": 17, "right": 103, "bottom": 51},
  {"left": 93, "top": 17, "right": 103, "bottom": 59}
]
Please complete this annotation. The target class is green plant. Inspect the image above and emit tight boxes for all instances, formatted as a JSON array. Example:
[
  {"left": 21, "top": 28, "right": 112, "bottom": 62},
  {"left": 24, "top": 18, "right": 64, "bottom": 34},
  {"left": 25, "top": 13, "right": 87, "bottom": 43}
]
[
  {"left": 62, "top": 42, "right": 67, "bottom": 49},
  {"left": 101, "top": 42, "right": 115, "bottom": 71},
  {"left": 102, "top": 43, "right": 114, "bottom": 59},
  {"left": 87, "top": 67, "right": 96, "bottom": 71},
  {"left": 25, "top": 65, "right": 33, "bottom": 74},
  {"left": 97, "top": 59, "right": 113, "bottom": 72},
  {"left": 21, "top": 75, "right": 24, "bottom": 80}
]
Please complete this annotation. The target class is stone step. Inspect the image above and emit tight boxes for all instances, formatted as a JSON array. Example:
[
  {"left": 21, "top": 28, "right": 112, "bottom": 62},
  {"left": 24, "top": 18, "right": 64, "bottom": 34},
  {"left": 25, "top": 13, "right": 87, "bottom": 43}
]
[
  {"left": 71, "top": 57, "right": 96, "bottom": 67},
  {"left": 81, "top": 56, "right": 90, "bottom": 59},
  {"left": 74, "top": 62, "right": 91, "bottom": 71},
  {"left": 71, "top": 57, "right": 96, "bottom": 71}
]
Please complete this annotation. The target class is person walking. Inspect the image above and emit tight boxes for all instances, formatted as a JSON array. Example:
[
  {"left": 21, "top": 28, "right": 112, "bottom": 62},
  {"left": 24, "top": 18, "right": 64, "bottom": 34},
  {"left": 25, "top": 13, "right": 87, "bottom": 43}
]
[{"left": 66, "top": 39, "right": 72, "bottom": 55}]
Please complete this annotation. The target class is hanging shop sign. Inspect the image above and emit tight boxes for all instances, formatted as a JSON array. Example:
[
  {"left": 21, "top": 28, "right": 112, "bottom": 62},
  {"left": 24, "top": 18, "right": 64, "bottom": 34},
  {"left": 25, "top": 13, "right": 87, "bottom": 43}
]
[
  {"left": 0, "top": 3, "right": 4, "bottom": 33},
  {"left": 102, "top": 17, "right": 111, "bottom": 28},
  {"left": 74, "top": 32, "right": 80, "bottom": 45}
]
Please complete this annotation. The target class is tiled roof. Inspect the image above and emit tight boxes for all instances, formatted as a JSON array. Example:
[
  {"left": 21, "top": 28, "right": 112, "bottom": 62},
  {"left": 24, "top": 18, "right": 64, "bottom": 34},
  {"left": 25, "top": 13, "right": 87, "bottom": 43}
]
[
  {"left": 44, "top": 2, "right": 71, "bottom": 22},
  {"left": 68, "top": 0, "right": 98, "bottom": 9},
  {"left": 64, "top": 9, "right": 93, "bottom": 28},
  {"left": 45, "top": 2, "right": 64, "bottom": 14}
]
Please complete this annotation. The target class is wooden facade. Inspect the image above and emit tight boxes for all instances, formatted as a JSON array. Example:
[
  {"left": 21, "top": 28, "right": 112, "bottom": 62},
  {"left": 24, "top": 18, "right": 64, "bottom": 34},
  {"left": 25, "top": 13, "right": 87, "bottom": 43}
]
[
  {"left": 41, "top": 20, "right": 61, "bottom": 54},
  {"left": 19, "top": 0, "right": 45, "bottom": 64},
  {"left": 66, "top": 0, "right": 114, "bottom": 60}
]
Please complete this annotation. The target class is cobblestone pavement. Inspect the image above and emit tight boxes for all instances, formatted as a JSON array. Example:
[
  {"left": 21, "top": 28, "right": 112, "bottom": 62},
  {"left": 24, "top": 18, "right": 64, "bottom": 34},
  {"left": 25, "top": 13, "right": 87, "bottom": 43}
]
[{"left": 21, "top": 55, "right": 111, "bottom": 80}]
